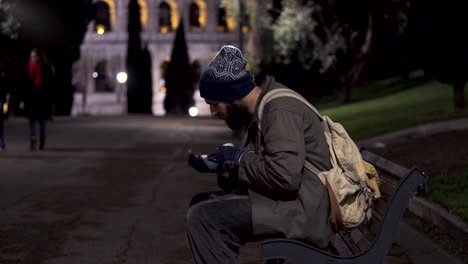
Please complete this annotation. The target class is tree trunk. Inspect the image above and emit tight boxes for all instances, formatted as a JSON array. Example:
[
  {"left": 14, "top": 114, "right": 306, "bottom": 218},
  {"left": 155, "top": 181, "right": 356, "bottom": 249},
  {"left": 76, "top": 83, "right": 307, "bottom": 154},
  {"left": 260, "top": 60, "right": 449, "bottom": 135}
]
[
  {"left": 340, "top": 15, "right": 373, "bottom": 104},
  {"left": 342, "top": 78, "right": 352, "bottom": 103},
  {"left": 453, "top": 81, "right": 466, "bottom": 109}
]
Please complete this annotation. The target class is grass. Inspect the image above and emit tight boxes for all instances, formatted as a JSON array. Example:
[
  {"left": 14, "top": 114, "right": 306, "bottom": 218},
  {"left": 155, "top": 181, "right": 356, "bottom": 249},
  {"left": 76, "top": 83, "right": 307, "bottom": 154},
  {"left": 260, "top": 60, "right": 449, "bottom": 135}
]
[
  {"left": 426, "top": 170, "right": 468, "bottom": 222},
  {"left": 315, "top": 71, "right": 429, "bottom": 109},
  {"left": 318, "top": 81, "right": 468, "bottom": 140}
]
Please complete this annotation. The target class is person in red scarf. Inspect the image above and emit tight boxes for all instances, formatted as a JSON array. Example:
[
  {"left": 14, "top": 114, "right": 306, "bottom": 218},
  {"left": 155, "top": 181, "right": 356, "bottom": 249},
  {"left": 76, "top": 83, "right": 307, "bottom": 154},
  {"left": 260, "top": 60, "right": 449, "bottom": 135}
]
[
  {"left": 26, "top": 48, "right": 52, "bottom": 150},
  {"left": 0, "top": 61, "right": 10, "bottom": 151}
]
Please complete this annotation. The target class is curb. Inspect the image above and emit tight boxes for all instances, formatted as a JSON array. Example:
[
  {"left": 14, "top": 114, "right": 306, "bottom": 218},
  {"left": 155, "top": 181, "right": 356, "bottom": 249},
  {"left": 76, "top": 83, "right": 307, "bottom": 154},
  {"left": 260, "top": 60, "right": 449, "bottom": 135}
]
[
  {"left": 408, "top": 196, "right": 468, "bottom": 243},
  {"left": 358, "top": 117, "right": 468, "bottom": 149}
]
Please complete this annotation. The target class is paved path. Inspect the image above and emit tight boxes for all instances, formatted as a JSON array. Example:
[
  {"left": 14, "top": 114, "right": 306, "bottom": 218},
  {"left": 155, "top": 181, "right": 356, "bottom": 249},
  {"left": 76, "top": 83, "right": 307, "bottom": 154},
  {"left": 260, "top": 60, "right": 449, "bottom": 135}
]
[{"left": 0, "top": 116, "right": 464, "bottom": 263}]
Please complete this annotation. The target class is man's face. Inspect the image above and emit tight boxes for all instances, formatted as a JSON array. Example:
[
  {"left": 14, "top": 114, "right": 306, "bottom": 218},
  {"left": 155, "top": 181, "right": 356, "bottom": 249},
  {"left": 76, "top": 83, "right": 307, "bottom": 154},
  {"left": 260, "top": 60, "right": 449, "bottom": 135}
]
[{"left": 205, "top": 99, "right": 250, "bottom": 130}]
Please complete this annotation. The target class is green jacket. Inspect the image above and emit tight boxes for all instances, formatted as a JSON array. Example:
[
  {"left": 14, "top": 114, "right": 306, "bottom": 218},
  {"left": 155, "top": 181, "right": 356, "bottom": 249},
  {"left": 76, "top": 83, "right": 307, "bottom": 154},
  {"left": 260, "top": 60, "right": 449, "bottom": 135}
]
[{"left": 238, "top": 76, "right": 333, "bottom": 248}]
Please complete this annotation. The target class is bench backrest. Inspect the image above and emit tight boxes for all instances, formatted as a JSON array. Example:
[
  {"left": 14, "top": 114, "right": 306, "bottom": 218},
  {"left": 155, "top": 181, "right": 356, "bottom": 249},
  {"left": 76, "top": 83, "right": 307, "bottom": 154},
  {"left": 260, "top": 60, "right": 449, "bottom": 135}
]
[{"left": 330, "top": 149, "right": 420, "bottom": 257}]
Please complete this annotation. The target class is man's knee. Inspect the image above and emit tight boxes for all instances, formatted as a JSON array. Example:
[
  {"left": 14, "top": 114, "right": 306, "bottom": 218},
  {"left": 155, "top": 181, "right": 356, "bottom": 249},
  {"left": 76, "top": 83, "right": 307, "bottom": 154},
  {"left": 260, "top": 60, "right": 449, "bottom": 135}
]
[
  {"left": 189, "top": 192, "right": 212, "bottom": 207},
  {"left": 185, "top": 201, "right": 209, "bottom": 230}
]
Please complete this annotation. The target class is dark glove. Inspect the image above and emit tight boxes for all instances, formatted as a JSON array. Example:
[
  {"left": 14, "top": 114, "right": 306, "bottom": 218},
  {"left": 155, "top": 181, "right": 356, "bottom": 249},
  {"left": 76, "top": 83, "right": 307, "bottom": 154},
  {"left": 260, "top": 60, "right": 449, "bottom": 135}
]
[
  {"left": 188, "top": 152, "right": 218, "bottom": 173},
  {"left": 208, "top": 145, "right": 250, "bottom": 173}
]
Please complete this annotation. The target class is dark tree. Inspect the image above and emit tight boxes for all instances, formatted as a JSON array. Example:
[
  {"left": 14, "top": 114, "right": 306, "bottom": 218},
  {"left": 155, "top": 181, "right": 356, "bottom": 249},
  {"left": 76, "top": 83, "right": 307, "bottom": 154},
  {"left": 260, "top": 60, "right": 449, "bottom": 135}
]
[
  {"left": 410, "top": 0, "right": 468, "bottom": 108},
  {"left": 126, "top": 0, "right": 141, "bottom": 113},
  {"left": 333, "top": 0, "right": 373, "bottom": 102},
  {"left": 164, "top": 18, "right": 194, "bottom": 116},
  {"left": 140, "top": 44, "right": 153, "bottom": 113},
  {"left": 126, "top": 0, "right": 152, "bottom": 113},
  {"left": 0, "top": 0, "right": 20, "bottom": 39},
  {"left": 256, "top": 0, "right": 374, "bottom": 102},
  {"left": 255, "top": 0, "right": 416, "bottom": 102}
]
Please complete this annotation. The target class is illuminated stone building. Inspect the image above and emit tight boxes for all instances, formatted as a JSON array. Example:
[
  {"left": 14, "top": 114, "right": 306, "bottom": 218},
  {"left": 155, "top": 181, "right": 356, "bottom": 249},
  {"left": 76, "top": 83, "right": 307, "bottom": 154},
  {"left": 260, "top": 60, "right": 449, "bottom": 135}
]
[{"left": 72, "top": 0, "right": 250, "bottom": 116}]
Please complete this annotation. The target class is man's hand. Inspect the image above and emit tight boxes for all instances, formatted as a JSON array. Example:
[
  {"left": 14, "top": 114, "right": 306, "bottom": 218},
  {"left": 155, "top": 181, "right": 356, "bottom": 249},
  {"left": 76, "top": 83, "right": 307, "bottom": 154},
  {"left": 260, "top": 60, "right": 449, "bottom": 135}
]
[
  {"left": 208, "top": 144, "right": 250, "bottom": 173},
  {"left": 187, "top": 150, "right": 218, "bottom": 173}
]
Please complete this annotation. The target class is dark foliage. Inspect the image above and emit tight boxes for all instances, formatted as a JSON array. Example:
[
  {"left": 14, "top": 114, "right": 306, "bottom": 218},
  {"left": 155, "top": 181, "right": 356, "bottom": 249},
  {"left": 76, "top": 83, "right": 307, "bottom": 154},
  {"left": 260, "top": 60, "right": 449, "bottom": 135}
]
[
  {"left": 409, "top": 0, "right": 468, "bottom": 108},
  {"left": 164, "top": 19, "right": 194, "bottom": 116},
  {"left": 126, "top": 0, "right": 153, "bottom": 114}
]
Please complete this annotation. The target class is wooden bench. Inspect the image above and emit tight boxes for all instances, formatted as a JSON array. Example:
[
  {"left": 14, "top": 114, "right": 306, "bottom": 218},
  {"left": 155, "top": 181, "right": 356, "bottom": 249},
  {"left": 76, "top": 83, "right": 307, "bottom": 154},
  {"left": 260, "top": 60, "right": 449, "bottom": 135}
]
[{"left": 261, "top": 149, "right": 428, "bottom": 264}]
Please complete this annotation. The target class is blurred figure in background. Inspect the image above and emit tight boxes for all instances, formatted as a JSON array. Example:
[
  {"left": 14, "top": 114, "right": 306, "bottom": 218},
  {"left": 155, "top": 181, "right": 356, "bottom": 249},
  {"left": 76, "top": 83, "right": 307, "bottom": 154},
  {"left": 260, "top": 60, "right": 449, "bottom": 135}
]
[
  {"left": 0, "top": 61, "right": 10, "bottom": 151},
  {"left": 26, "top": 48, "right": 53, "bottom": 150}
]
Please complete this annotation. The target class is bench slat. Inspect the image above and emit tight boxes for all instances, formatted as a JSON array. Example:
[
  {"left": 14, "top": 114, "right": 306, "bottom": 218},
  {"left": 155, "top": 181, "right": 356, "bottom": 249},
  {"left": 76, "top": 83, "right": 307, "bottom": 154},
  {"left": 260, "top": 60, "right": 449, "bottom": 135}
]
[
  {"left": 357, "top": 234, "right": 372, "bottom": 251},
  {"left": 379, "top": 171, "right": 400, "bottom": 186},
  {"left": 331, "top": 234, "right": 354, "bottom": 256},
  {"left": 357, "top": 215, "right": 380, "bottom": 238},
  {"left": 357, "top": 217, "right": 369, "bottom": 234},
  {"left": 340, "top": 232, "right": 361, "bottom": 254},
  {"left": 350, "top": 228, "right": 364, "bottom": 244},
  {"left": 380, "top": 187, "right": 396, "bottom": 198},
  {"left": 361, "top": 150, "right": 410, "bottom": 180},
  {"left": 373, "top": 195, "right": 391, "bottom": 218},
  {"left": 350, "top": 228, "right": 373, "bottom": 252},
  {"left": 363, "top": 216, "right": 381, "bottom": 240}
]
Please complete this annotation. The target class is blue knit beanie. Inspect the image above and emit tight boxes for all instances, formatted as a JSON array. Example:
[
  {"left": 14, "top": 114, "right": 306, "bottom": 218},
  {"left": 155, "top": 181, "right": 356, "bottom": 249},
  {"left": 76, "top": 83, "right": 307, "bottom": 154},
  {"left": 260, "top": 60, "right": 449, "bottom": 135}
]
[{"left": 199, "top": 45, "right": 255, "bottom": 102}]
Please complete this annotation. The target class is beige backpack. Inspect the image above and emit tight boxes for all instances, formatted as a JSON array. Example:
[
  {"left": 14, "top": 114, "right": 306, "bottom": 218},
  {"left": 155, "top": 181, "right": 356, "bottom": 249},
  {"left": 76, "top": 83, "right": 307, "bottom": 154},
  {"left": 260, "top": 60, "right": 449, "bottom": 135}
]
[{"left": 258, "top": 88, "right": 380, "bottom": 232}]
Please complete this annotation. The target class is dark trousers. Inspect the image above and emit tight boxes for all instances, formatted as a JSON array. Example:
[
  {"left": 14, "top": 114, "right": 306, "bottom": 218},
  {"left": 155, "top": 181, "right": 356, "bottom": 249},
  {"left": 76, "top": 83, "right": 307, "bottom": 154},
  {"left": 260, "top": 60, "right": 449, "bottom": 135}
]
[
  {"left": 26, "top": 93, "right": 48, "bottom": 142},
  {"left": 29, "top": 109, "right": 46, "bottom": 140},
  {"left": 186, "top": 191, "right": 254, "bottom": 264}
]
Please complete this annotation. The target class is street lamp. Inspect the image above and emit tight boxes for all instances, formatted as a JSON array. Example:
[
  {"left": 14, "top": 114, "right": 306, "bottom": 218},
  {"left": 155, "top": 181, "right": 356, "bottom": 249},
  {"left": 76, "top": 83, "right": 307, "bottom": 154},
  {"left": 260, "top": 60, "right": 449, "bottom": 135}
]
[
  {"left": 116, "top": 72, "right": 128, "bottom": 104},
  {"left": 96, "top": 25, "right": 106, "bottom": 35},
  {"left": 116, "top": 72, "right": 128, "bottom": 84},
  {"left": 189, "top": 106, "right": 199, "bottom": 117}
]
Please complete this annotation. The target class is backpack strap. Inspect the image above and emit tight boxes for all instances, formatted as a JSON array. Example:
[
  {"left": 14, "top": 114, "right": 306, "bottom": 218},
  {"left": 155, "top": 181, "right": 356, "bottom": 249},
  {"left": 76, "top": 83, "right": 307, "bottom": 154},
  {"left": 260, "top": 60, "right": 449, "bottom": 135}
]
[
  {"left": 306, "top": 161, "right": 343, "bottom": 232},
  {"left": 257, "top": 88, "right": 322, "bottom": 131},
  {"left": 304, "top": 161, "right": 323, "bottom": 182}
]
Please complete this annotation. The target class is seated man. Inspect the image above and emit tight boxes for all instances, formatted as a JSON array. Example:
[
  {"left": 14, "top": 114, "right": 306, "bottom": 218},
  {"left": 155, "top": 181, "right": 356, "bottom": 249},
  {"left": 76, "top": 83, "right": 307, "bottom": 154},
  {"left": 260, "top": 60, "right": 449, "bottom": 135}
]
[{"left": 186, "top": 45, "right": 332, "bottom": 264}]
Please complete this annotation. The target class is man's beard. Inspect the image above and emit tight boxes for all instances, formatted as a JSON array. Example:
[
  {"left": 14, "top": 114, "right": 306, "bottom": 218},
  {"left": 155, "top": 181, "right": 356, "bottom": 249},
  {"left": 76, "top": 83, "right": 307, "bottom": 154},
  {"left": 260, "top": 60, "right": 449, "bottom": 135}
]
[{"left": 224, "top": 103, "right": 251, "bottom": 131}]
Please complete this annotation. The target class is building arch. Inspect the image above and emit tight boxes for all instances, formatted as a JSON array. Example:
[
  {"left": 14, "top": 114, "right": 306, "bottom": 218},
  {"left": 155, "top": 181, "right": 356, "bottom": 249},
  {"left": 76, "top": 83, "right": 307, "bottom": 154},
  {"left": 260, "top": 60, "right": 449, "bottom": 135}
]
[
  {"left": 93, "top": 0, "right": 116, "bottom": 32},
  {"left": 159, "top": 2, "right": 172, "bottom": 32},
  {"left": 94, "top": 1, "right": 113, "bottom": 33},
  {"left": 216, "top": 1, "right": 235, "bottom": 32},
  {"left": 189, "top": 0, "right": 207, "bottom": 30},
  {"left": 158, "top": 0, "right": 179, "bottom": 33}
]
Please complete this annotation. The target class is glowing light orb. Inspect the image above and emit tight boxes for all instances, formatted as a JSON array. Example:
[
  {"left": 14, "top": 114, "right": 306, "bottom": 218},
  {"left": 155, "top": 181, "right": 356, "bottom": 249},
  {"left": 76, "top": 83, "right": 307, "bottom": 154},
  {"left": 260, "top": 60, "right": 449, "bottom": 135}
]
[
  {"left": 189, "top": 107, "right": 199, "bottom": 117},
  {"left": 116, "top": 72, "right": 128, "bottom": 84}
]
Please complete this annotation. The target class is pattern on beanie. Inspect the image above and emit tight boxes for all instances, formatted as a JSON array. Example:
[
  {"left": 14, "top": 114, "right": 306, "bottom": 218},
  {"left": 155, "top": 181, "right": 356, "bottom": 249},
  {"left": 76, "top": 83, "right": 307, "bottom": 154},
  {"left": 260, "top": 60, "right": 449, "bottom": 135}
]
[{"left": 205, "top": 45, "right": 248, "bottom": 81}]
